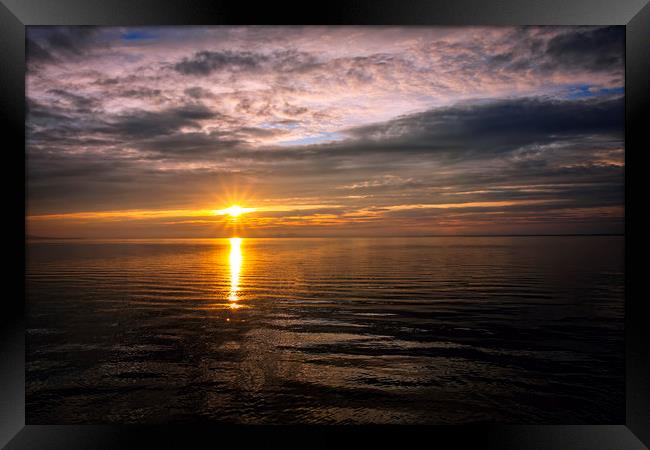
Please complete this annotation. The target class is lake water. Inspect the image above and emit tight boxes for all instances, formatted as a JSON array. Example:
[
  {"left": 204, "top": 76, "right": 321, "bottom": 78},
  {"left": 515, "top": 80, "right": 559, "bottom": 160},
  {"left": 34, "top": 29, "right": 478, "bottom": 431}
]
[{"left": 26, "top": 236, "right": 624, "bottom": 424}]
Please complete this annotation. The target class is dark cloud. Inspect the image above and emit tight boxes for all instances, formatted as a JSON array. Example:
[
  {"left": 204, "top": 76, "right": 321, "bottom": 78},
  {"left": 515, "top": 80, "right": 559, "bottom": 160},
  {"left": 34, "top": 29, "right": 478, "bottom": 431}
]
[
  {"left": 26, "top": 27, "right": 102, "bottom": 64},
  {"left": 133, "top": 131, "right": 244, "bottom": 157},
  {"left": 173, "top": 50, "right": 268, "bottom": 75},
  {"left": 47, "top": 89, "right": 99, "bottom": 113},
  {"left": 340, "top": 96, "right": 624, "bottom": 158},
  {"left": 269, "top": 49, "right": 321, "bottom": 73},
  {"left": 172, "top": 49, "right": 322, "bottom": 77},
  {"left": 27, "top": 94, "right": 623, "bottom": 169},
  {"left": 27, "top": 98, "right": 74, "bottom": 123},
  {"left": 544, "top": 26, "right": 624, "bottom": 73},
  {"left": 25, "top": 38, "right": 54, "bottom": 63},
  {"left": 117, "top": 87, "right": 163, "bottom": 99},
  {"left": 486, "top": 26, "right": 624, "bottom": 77},
  {"left": 184, "top": 86, "right": 215, "bottom": 99},
  {"left": 96, "top": 104, "right": 219, "bottom": 139}
]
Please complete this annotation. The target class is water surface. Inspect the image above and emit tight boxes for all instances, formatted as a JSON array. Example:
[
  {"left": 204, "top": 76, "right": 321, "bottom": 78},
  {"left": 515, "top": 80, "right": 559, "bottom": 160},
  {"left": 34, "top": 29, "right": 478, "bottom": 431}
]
[{"left": 26, "top": 236, "right": 624, "bottom": 424}]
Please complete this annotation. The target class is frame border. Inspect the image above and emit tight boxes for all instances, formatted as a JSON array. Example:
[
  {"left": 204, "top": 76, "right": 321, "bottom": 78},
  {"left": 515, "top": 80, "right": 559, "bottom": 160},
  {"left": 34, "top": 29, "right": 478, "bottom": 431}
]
[{"left": 1, "top": 1, "right": 648, "bottom": 448}]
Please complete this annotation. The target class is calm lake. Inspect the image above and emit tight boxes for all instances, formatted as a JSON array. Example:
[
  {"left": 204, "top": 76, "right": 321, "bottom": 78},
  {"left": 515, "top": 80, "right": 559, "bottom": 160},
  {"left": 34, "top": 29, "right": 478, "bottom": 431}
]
[{"left": 26, "top": 236, "right": 624, "bottom": 424}]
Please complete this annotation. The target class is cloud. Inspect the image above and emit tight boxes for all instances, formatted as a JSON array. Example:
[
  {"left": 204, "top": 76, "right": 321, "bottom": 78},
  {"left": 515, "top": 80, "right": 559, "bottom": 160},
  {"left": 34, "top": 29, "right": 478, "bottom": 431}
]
[
  {"left": 95, "top": 104, "right": 219, "bottom": 139},
  {"left": 27, "top": 94, "right": 624, "bottom": 209},
  {"left": 340, "top": 95, "right": 623, "bottom": 157},
  {"left": 481, "top": 26, "right": 624, "bottom": 86},
  {"left": 116, "top": 87, "right": 163, "bottom": 99},
  {"left": 544, "top": 26, "right": 624, "bottom": 73},
  {"left": 184, "top": 86, "right": 215, "bottom": 99},
  {"left": 24, "top": 26, "right": 625, "bottom": 235},
  {"left": 47, "top": 88, "right": 100, "bottom": 113},
  {"left": 172, "top": 48, "right": 322, "bottom": 77},
  {"left": 173, "top": 50, "right": 267, "bottom": 75},
  {"left": 26, "top": 27, "right": 102, "bottom": 65},
  {"left": 25, "top": 38, "right": 54, "bottom": 63}
]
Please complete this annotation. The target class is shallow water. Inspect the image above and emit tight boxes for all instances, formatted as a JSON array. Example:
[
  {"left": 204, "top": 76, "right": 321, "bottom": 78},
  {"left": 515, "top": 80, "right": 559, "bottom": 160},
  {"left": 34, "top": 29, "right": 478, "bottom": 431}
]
[{"left": 26, "top": 236, "right": 624, "bottom": 424}]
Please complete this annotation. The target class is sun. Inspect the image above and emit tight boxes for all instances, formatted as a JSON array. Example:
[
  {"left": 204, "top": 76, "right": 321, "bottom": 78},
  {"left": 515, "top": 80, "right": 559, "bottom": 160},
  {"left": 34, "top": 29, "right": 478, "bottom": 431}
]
[
  {"left": 214, "top": 204, "right": 255, "bottom": 219},
  {"left": 225, "top": 205, "right": 244, "bottom": 217}
]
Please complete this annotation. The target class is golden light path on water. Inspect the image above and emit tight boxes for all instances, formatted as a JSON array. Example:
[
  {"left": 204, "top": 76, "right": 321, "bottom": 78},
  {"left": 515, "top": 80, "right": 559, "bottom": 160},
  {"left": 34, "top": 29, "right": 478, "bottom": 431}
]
[{"left": 228, "top": 237, "right": 243, "bottom": 308}]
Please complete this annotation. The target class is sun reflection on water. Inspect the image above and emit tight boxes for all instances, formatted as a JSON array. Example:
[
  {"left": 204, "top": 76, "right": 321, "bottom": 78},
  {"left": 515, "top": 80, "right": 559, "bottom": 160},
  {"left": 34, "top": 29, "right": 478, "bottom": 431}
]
[{"left": 228, "top": 237, "right": 242, "bottom": 307}]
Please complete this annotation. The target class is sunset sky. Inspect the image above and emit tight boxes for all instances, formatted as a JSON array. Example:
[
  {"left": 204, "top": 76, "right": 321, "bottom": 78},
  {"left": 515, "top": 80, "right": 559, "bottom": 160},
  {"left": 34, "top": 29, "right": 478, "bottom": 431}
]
[{"left": 26, "top": 26, "right": 624, "bottom": 238}]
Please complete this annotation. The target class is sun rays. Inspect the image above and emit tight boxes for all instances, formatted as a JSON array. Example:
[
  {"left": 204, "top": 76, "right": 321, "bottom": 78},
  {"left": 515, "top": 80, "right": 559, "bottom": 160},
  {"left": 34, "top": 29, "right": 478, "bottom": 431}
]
[{"left": 213, "top": 205, "right": 256, "bottom": 219}]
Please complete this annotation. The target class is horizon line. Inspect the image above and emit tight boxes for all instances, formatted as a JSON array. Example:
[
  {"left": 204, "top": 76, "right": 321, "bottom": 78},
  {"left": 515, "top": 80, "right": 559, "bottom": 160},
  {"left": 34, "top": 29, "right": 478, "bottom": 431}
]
[{"left": 26, "top": 233, "right": 625, "bottom": 240}]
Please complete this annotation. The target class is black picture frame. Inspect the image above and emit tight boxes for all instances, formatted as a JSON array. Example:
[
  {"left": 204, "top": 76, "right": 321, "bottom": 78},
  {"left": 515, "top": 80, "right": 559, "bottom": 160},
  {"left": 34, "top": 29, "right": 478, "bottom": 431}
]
[{"left": 1, "top": 1, "right": 648, "bottom": 448}]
